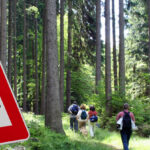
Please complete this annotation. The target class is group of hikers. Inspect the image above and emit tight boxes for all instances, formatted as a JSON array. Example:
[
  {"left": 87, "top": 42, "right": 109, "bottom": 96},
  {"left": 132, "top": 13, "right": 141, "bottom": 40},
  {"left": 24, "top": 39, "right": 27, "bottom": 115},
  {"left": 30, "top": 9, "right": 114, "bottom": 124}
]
[
  {"left": 68, "top": 101, "right": 98, "bottom": 137},
  {"left": 68, "top": 101, "right": 135, "bottom": 150}
]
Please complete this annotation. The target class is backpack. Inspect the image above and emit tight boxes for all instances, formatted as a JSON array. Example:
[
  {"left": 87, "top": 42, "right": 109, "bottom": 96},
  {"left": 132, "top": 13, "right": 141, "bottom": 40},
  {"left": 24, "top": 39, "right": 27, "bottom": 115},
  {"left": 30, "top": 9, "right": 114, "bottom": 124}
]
[
  {"left": 81, "top": 110, "right": 87, "bottom": 120},
  {"left": 90, "top": 115, "right": 98, "bottom": 122},
  {"left": 122, "top": 111, "right": 131, "bottom": 130},
  {"left": 71, "top": 105, "right": 78, "bottom": 115}
]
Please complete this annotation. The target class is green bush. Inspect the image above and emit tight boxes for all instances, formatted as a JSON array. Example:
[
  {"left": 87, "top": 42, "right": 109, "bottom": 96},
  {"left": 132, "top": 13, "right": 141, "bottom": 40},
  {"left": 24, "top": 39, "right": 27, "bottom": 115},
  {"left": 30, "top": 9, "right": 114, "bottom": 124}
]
[
  {"left": 137, "top": 123, "right": 150, "bottom": 137},
  {"left": 70, "top": 64, "right": 94, "bottom": 104},
  {"left": 87, "top": 82, "right": 150, "bottom": 137},
  {"left": 26, "top": 120, "right": 80, "bottom": 150}
]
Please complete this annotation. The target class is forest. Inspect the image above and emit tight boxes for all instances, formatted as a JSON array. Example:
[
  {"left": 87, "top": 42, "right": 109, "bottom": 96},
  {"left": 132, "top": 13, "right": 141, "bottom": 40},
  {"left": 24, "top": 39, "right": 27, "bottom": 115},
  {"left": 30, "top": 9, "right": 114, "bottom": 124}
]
[{"left": 0, "top": 0, "right": 150, "bottom": 149}]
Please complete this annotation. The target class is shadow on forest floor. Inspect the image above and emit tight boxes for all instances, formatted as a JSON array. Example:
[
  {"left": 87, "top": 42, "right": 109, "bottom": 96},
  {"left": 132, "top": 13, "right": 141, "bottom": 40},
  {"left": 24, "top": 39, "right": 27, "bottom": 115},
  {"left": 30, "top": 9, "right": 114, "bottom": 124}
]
[
  {"left": 97, "top": 143, "right": 122, "bottom": 150},
  {"left": 89, "top": 141, "right": 122, "bottom": 150},
  {"left": 75, "top": 138, "right": 123, "bottom": 150},
  {"left": 66, "top": 130, "right": 123, "bottom": 150}
]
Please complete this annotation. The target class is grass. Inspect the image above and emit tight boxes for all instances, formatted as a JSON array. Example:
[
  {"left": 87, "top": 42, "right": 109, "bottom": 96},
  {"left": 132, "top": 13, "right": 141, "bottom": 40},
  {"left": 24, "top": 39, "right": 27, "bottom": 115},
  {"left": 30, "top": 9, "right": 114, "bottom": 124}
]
[
  {"left": 0, "top": 112, "right": 150, "bottom": 150},
  {"left": 63, "top": 113, "right": 150, "bottom": 150}
]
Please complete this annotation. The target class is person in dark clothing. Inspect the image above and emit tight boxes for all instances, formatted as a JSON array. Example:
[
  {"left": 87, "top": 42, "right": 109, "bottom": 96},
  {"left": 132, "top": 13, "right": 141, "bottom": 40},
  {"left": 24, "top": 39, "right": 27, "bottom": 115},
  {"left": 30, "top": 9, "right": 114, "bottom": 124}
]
[
  {"left": 116, "top": 103, "right": 135, "bottom": 150},
  {"left": 68, "top": 101, "right": 80, "bottom": 132}
]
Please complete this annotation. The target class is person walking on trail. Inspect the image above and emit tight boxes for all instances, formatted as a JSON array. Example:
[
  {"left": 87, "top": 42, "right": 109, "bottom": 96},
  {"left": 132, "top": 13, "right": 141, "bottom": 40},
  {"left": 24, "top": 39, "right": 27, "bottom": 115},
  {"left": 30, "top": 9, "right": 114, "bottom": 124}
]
[
  {"left": 76, "top": 104, "right": 88, "bottom": 135},
  {"left": 116, "top": 103, "right": 135, "bottom": 150},
  {"left": 88, "top": 106, "right": 98, "bottom": 138},
  {"left": 68, "top": 101, "right": 80, "bottom": 132}
]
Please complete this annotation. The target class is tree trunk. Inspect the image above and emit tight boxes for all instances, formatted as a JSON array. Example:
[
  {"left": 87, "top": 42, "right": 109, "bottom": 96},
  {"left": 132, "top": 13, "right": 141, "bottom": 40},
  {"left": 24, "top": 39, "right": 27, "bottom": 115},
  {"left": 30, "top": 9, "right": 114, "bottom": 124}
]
[
  {"left": 119, "top": 0, "right": 125, "bottom": 97},
  {"left": 96, "top": 0, "right": 101, "bottom": 93},
  {"left": 112, "top": 0, "right": 118, "bottom": 91},
  {"left": 66, "top": 0, "right": 72, "bottom": 111},
  {"left": 59, "top": 0, "right": 65, "bottom": 112},
  {"left": 23, "top": 0, "right": 27, "bottom": 111},
  {"left": 13, "top": 0, "right": 17, "bottom": 97},
  {"left": 45, "top": 0, "right": 64, "bottom": 134},
  {"left": 147, "top": 0, "right": 150, "bottom": 95},
  {"left": 105, "top": 0, "right": 111, "bottom": 116},
  {"left": 34, "top": 0, "right": 39, "bottom": 114},
  {"left": 41, "top": 3, "right": 46, "bottom": 115},
  {"left": 0, "top": 0, "right": 7, "bottom": 70},
  {"left": 8, "top": 0, "right": 13, "bottom": 83}
]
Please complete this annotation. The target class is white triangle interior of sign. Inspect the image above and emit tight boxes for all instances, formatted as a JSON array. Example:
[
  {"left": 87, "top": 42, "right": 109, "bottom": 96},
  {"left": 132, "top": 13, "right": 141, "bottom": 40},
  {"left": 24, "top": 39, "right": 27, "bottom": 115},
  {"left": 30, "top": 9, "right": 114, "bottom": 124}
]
[{"left": 0, "top": 97, "right": 12, "bottom": 127}]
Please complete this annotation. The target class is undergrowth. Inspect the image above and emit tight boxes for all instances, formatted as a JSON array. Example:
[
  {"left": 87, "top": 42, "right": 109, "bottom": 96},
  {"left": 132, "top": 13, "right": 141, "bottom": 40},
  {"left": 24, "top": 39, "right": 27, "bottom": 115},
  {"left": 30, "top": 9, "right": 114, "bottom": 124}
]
[{"left": 0, "top": 112, "right": 150, "bottom": 150}]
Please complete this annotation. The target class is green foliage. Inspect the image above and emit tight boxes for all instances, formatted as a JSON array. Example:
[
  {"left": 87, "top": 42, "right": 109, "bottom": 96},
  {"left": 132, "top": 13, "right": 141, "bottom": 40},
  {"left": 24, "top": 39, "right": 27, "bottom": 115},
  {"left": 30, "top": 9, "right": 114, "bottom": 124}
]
[
  {"left": 71, "top": 64, "right": 94, "bottom": 104},
  {"left": 87, "top": 80, "right": 150, "bottom": 136},
  {"left": 26, "top": 6, "right": 39, "bottom": 18},
  {"left": 28, "top": 125, "right": 74, "bottom": 150},
  {"left": 138, "top": 123, "right": 150, "bottom": 137},
  {"left": 125, "top": 0, "right": 149, "bottom": 97},
  {"left": 122, "top": 0, "right": 150, "bottom": 137},
  {"left": 57, "top": 14, "right": 68, "bottom": 64},
  {"left": 71, "top": 0, "right": 97, "bottom": 65},
  {"left": 129, "top": 97, "right": 150, "bottom": 137},
  {"left": 21, "top": 113, "right": 81, "bottom": 150}
]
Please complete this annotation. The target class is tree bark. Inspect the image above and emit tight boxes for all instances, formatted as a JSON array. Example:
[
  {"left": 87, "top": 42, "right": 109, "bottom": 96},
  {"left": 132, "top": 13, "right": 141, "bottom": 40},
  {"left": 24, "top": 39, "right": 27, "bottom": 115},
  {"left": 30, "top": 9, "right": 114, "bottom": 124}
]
[
  {"left": 105, "top": 0, "right": 111, "bottom": 116},
  {"left": 112, "top": 0, "right": 118, "bottom": 91},
  {"left": 0, "top": 0, "right": 7, "bottom": 70},
  {"left": 8, "top": 0, "right": 13, "bottom": 83},
  {"left": 119, "top": 0, "right": 125, "bottom": 97},
  {"left": 45, "top": 0, "right": 64, "bottom": 134},
  {"left": 147, "top": 0, "right": 150, "bottom": 95},
  {"left": 41, "top": 2, "right": 46, "bottom": 115},
  {"left": 13, "top": 0, "right": 17, "bottom": 97},
  {"left": 66, "top": 0, "right": 72, "bottom": 111},
  {"left": 96, "top": 0, "right": 101, "bottom": 93},
  {"left": 34, "top": 0, "right": 39, "bottom": 114},
  {"left": 60, "top": 0, "right": 65, "bottom": 112},
  {"left": 23, "top": 0, "right": 27, "bottom": 111}
]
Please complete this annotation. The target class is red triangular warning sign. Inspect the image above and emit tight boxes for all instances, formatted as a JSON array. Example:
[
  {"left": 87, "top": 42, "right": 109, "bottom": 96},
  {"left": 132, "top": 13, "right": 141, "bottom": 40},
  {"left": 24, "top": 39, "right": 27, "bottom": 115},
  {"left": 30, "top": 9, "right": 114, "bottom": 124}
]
[{"left": 0, "top": 62, "right": 29, "bottom": 145}]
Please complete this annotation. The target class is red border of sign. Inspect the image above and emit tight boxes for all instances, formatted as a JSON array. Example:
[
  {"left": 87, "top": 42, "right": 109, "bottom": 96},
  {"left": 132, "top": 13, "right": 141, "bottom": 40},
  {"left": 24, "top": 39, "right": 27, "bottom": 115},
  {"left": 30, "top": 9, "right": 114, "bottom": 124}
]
[{"left": 0, "top": 62, "right": 30, "bottom": 145}]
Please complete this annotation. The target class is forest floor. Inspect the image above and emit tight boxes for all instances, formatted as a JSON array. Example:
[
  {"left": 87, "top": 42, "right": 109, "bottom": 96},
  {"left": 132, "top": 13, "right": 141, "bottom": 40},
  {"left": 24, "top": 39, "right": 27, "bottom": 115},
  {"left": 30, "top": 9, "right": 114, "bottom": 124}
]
[{"left": 0, "top": 112, "right": 150, "bottom": 150}]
